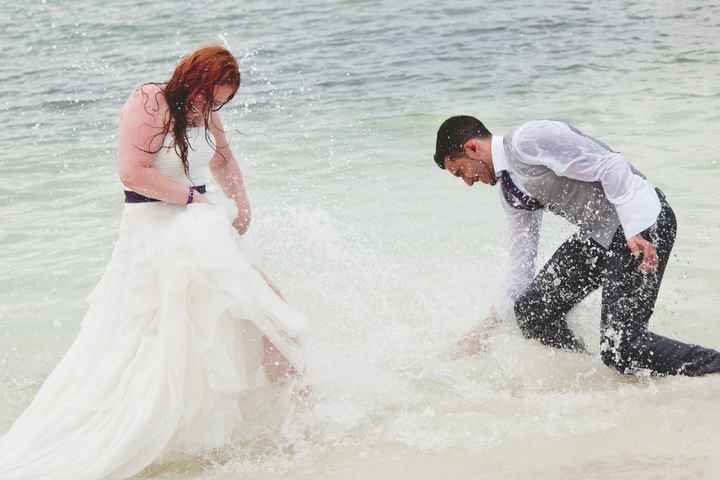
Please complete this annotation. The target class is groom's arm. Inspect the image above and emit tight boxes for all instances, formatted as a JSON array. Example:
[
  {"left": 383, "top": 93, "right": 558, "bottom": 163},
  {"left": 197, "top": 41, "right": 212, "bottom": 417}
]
[
  {"left": 500, "top": 188, "right": 543, "bottom": 307},
  {"left": 514, "top": 120, "right": 662, "bottom": 272},
  {"left": 512, "top": 120, "right": 661, "bottom": 239},
  {"left": 455, "top": 195, "right": 541, "bottom": 357}
]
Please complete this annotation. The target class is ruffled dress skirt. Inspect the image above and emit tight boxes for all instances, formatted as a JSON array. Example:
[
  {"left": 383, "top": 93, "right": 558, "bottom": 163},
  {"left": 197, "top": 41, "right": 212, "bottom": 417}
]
[{"left": 0, "top": 200, "right": 306, "bottom": 479}]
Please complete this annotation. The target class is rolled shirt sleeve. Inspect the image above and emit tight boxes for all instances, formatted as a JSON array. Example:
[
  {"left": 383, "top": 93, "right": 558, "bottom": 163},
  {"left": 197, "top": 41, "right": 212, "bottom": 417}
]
[{"left": 512, "top": 121, "right": 661, "bottom": 238}]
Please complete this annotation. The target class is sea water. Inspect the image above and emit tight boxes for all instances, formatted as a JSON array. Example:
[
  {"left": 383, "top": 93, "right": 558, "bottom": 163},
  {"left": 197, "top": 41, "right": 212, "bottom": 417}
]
[{"left": 1, "top": 0, "right": 719, "bottom": 478}]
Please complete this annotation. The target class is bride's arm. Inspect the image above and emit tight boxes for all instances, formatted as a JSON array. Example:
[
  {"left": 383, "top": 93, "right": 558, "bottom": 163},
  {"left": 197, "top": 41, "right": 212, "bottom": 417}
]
[
  {"left": 208, "top": 111, "right": 251, "bottom": 233},
  {"left": 117, "top": 84, "right": 207, "bottom": 205}
]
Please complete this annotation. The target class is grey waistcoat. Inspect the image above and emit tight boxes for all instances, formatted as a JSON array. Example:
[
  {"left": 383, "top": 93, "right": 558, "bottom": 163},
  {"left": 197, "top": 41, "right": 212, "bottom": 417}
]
[{"left": 502, "top": 124, "right": 646, "bottom": 249}]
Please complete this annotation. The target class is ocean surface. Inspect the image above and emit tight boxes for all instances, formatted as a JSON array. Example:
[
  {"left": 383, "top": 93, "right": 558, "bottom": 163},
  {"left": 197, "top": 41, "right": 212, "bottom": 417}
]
[{"left": 1, "top": 0, "right": 720, "bottom": 478}]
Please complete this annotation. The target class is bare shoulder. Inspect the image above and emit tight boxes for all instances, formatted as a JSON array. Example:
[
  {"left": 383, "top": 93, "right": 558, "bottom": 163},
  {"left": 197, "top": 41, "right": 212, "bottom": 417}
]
[
  {"left": 209, "top": 110, "right": 229, "bottom": 142},
  {"left": 120, "top": 83, "right": 169, "bottom": 128}
]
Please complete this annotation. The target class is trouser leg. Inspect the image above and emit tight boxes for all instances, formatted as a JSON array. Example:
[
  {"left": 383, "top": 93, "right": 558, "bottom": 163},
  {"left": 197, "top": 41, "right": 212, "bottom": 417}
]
[
  {"left": 515, "top": 235, "right": 605, "bottom": 351},
  {"left": 600, "top": 191, "right": 720, "bottom": 376}
]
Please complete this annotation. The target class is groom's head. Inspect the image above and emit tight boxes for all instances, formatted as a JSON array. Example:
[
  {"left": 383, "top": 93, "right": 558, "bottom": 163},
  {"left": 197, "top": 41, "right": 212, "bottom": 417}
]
[{"left": 434, "top": 115, "right": 496, "bottom": 187}]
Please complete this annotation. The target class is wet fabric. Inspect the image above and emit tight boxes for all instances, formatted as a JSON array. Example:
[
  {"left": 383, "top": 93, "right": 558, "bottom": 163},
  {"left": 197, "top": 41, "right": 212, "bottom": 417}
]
[
  {"left": 0, "top": 125, "right": 308, "bottom": 479},
  {"left": 499, "top": 120, "right": 661, "bottom": 248},
  {"left": 514, "top": 189, "right": 720, "bottom": 376}
]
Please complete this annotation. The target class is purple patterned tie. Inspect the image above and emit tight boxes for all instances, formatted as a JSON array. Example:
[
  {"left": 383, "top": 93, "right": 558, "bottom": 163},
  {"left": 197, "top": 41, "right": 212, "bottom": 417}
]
[{"left": 500, "top": 171, "right": 543, "bottom": 211}]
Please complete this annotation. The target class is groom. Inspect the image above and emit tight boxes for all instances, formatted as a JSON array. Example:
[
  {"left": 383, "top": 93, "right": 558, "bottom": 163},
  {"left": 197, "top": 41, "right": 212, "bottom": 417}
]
[{"left": 434, "top": 116, "right": 720, "bottom": 376}]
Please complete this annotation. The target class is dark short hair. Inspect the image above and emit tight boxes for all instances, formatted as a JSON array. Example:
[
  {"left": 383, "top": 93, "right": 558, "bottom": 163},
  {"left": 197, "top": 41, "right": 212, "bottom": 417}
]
[{"left": 433, "top": 115, "right": 492, "bottom": 169}]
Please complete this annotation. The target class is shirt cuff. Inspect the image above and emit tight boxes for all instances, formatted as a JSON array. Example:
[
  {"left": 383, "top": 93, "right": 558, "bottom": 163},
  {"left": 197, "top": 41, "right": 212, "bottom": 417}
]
[{"left": 614, "top": 177, "right": 661, "bottom": 238}]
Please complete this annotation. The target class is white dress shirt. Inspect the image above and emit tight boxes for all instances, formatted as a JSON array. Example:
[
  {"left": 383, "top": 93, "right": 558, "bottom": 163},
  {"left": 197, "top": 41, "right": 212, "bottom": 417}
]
[{"left": 494, "top": 120, "right": 662, "bottom": 303}]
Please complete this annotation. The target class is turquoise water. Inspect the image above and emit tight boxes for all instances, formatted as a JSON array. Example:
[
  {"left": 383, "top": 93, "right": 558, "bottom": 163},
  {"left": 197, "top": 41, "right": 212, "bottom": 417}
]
[{"left": 1, "top": 1, "right": 720, "bottom": 478}]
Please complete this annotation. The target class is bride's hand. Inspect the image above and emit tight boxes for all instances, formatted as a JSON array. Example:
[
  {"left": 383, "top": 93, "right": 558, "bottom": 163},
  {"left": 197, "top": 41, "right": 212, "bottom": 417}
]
[
  {"left": 231, "top": 198, "right": 251, "bottom": 235},
  {"left": 232, "top": 211, "right": 250, "bottom": 234},
  {"left": 192, "top": 194, "right": 211, "bottom": 204}
]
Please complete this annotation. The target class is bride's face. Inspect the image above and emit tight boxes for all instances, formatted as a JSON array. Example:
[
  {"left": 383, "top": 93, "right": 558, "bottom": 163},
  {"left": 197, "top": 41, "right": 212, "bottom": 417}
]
[{"left": 187, "top": 84, "right": 237, "bottom": 122}]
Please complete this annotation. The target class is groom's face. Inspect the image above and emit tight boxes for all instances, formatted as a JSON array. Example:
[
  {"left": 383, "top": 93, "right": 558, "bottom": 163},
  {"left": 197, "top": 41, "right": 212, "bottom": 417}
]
[
  {"left": 444, "top": 138, "right": 495, "bottom": 187},
  {"left": 444, "top": 154, "right": 483, "bottom": 186}
]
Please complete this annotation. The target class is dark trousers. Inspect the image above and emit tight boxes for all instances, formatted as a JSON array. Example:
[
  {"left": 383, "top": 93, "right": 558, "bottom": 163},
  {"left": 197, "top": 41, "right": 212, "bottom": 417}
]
[{"left": 515, "top": 190, "right": 720, "bottom": 376}]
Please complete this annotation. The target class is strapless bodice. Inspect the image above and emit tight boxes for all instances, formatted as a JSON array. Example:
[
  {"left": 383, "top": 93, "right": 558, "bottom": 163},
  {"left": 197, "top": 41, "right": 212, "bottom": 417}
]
[{"left": 153, "top": 128, "right": 213, "bottom": 186}]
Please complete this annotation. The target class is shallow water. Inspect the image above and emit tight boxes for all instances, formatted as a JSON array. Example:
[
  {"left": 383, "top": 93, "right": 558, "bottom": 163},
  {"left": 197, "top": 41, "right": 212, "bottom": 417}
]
[{"left": 2, "top": 0, "right": 720, "bottom": 478}]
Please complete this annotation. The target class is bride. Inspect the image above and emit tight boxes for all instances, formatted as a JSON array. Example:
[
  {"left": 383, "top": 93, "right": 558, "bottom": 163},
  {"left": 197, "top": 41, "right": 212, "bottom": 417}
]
[{"left": 0, "top": 45, "right": 307, "bottom": 479}]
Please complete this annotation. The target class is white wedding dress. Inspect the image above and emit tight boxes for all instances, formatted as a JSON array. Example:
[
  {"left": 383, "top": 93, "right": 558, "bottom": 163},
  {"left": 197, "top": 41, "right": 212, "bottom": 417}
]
[{"left": 0, "top": 129, "right": 307, "bottom": 479}]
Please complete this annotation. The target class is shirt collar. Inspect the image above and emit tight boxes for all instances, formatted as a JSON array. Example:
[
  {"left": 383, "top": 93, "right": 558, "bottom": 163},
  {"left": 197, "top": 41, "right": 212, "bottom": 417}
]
[{"left": 491, "top": 135, "right": 509, "bottom": 174}]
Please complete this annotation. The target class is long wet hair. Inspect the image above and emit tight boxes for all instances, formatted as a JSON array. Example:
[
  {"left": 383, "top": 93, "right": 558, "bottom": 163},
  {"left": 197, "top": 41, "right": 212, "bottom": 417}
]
[{"left": 142, "top": 45, "right": 241, "bottom": 175}]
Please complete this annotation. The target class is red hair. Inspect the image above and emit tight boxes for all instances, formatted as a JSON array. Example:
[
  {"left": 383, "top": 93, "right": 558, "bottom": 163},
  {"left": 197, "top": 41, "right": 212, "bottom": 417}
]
[{"left": 143, "top": 45, "right": 240, "bottom": 175}]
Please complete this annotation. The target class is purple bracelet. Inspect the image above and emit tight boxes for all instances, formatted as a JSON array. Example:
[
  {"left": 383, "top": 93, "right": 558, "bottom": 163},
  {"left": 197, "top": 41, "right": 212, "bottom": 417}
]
[{"left": 186, "top": 186, "right": 194, "bottom": 205}]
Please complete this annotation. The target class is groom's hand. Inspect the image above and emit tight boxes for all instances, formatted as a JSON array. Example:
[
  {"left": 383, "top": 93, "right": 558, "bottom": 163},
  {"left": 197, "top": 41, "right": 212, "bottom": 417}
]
[
  {"left": 626, "top": 234, "right": 658, "bottom": 273},
  {"left": 453, "top": 305, "right": 500, "bottom": 359}
]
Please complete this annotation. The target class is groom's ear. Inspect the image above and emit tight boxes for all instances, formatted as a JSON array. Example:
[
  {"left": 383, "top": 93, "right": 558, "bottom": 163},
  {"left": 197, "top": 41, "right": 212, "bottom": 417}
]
[{"left": 463, "top": 138, "right": 479, "bottom": 156}]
